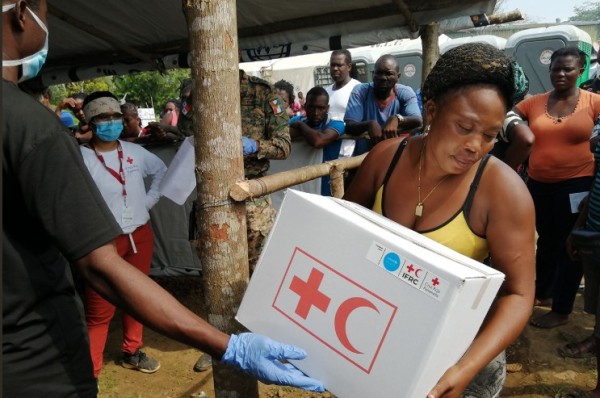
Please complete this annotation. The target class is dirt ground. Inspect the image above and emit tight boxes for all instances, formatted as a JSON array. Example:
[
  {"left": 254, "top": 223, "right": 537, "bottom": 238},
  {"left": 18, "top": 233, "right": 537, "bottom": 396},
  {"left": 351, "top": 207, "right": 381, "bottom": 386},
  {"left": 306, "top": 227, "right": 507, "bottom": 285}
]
[{"left": 97, "top": 277, "right": 598, "bottom": 398}]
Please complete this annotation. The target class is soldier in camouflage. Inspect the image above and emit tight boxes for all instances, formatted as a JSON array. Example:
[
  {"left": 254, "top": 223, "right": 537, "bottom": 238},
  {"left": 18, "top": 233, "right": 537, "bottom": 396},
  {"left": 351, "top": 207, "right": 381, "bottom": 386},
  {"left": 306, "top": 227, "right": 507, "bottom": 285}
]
[
  {"left": 178, "top": 73, "right": 289, "bottom": 270},
  {"left": 239, "top": 70, "right": 291, "bottom": 270},
  {"left": 177, "top": 70, "right": 291, "bottom": 271},
  {"left": 186, "top": 71, "right": 290, "bottom": 372}
]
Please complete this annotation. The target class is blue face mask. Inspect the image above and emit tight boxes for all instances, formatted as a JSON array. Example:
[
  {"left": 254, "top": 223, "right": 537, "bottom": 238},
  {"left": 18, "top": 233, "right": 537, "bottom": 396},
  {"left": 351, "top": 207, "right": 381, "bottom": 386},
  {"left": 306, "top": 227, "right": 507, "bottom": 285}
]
[
  {"left": 2, "top": 4, "right": 49, "bottom": 83},
  {"left": 94, "top": 120, "right": 123, "bottom": 142}
]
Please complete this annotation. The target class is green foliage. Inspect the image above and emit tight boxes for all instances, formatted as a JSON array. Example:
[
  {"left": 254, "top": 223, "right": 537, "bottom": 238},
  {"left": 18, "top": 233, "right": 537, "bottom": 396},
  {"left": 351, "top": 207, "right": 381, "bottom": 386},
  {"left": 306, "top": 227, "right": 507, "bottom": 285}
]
[
  {"left": 112, "top": 69, "right": 191, "bottom": 114},
  {"left": 47, "top": 84, "right": 67, "bottom": 106},
  {"left": 46, "top": 69, "right": 191, "bottom": 115},
  {"left": 47, "top": 76, "right": 114, "bottom": 107},
  {"left": 570, "top": 1, "right": 600, "bottom": 21}
]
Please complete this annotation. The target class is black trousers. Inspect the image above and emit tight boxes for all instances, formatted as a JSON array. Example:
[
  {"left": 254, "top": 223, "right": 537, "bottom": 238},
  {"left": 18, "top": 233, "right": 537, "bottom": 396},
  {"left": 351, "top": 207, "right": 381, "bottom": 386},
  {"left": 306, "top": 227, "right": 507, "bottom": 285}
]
[{"left": 528, "top": 176, "right": 593, "bottom": 315}]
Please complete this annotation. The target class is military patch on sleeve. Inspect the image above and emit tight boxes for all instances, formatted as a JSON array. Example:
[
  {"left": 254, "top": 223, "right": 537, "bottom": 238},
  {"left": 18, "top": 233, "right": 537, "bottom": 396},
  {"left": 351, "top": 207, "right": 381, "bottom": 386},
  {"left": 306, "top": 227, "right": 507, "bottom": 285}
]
[{"left": 269, "top": 98, "right": 284, "bottom": 115}]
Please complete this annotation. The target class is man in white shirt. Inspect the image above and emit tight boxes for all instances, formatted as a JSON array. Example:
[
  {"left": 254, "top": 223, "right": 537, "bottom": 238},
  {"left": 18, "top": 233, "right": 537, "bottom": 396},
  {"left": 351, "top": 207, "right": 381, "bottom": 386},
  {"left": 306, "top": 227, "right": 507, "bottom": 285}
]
[{"left": 325, "top": 49, "right": 361, "bottom": 158}]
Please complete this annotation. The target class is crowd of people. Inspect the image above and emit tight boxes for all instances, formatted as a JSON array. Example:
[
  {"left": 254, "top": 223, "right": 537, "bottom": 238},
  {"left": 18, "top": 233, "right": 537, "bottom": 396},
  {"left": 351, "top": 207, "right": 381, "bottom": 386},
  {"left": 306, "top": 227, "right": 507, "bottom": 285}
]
[
  {"left": 4, "top": 0, "right": 600, "bottom": 397},
  {"left": 2, "top": 1, "right": 323, "bottom": 396}
]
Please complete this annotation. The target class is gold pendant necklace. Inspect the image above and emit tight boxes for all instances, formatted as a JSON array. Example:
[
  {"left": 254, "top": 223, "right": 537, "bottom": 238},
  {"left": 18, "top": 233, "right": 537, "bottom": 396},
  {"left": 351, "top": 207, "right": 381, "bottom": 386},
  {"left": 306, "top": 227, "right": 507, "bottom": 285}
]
[{"left": 416, "top": 140, "right": 449, "bottom": 217}]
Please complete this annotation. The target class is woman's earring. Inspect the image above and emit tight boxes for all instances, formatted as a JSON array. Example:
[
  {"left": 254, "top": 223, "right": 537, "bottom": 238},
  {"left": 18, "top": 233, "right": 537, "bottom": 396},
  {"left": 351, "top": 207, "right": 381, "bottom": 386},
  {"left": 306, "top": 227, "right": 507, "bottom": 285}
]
[{"left": 423, "top": 124, "right": 430, "bottom": 136}]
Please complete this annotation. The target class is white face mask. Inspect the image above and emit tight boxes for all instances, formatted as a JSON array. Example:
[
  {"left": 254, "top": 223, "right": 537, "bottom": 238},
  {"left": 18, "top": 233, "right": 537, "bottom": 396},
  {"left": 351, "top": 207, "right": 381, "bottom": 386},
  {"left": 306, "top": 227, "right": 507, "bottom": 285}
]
[{"left": 2, "top": 3, "right": 49, "bottom": 83}]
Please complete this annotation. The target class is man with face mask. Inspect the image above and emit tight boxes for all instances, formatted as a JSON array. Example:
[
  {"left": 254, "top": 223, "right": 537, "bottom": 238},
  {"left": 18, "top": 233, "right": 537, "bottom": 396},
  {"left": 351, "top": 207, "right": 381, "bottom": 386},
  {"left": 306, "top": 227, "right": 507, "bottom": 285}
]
[
  {"left": 80, "top": 91, "right": 167, "bottom": 378},
  {"left": 2, "top": 0, "right": 47, "bottom": 82},
  {"left": 2, "top": 1, "right": 324, "bottom": 396}
]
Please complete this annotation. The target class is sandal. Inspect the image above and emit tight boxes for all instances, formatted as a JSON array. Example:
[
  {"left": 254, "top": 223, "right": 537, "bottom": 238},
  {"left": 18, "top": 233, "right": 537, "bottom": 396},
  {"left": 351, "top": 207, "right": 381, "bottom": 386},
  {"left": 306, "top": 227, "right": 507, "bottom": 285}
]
[
  {"left": 555, "top": 389, "right": 593, "bottom": 398},
  {"left": 558, "top": 336, "right": 597, "bottom": 358},
  {"left": 506, "top": 362, "right": 522, "bottom": 373}
]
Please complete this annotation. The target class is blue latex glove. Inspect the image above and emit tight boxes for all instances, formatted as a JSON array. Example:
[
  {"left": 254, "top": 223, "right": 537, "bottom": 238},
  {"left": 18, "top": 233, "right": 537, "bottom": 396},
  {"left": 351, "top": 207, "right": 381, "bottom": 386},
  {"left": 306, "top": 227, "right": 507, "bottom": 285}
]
[
  {"left": 242, "top": 136, "right": 258, "bottom": 155},
  {"left": 221, "top": 333, "right": 325, "bottom": 392}
]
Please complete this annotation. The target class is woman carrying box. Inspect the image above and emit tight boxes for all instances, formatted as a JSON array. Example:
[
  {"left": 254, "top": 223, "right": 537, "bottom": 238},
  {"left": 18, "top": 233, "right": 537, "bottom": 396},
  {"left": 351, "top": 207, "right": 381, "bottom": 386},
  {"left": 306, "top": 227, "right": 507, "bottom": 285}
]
[{"left": 344, "top": 43, "right": 535, "bottom": 398}]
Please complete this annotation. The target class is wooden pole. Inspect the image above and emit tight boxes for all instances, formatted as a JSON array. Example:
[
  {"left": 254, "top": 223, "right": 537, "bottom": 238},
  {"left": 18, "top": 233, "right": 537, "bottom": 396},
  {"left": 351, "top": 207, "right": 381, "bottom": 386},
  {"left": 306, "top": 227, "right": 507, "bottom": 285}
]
[
  {"left": 420, "top": 22, "right": 440, "bottom": 85},
  {"left": 419, "top": 10, "right": 523, "bottom": 96},
  {"left": 329, "top": 164, "right": 346, "bottom": 198},
  {"left": 182, "top": 1, "right": 258, "bottom": 397},
  {"left": 230, "top": 154, "right": 367, "bottom": 201},
  {"left": 488, "top": 10, "right": 524, "bottom": 25}
]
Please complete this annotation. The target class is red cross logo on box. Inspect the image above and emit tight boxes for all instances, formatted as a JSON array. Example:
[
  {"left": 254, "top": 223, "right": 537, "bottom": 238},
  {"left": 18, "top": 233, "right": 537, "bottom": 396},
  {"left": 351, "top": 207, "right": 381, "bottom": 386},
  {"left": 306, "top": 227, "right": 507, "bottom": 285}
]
[{"left": 272, "top": 248, "right": 397, "bottom": 373}]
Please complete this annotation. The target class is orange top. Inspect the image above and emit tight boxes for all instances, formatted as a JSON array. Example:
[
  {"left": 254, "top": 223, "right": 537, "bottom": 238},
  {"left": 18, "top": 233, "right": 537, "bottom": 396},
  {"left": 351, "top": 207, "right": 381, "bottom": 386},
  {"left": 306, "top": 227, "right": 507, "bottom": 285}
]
[{"left": 516, "top": 90, "right": 600, "bottom": 182}]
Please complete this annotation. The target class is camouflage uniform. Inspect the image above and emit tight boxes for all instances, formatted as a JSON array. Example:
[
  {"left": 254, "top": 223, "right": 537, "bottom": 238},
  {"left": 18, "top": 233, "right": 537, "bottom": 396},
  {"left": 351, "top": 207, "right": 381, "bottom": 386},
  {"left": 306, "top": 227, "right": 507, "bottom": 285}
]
[
  {"left": 240, "top": 70, "right": 290, "bottom": 270},
  {"left": 177, "top": 72, "right": 289, "bottom": 271}
]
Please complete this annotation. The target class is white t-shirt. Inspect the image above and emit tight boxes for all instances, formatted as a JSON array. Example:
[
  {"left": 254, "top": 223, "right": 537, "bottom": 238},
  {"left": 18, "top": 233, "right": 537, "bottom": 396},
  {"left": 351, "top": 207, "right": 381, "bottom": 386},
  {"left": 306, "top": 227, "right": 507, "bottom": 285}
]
[
  {"left": 81, "top": 140, "right": 167, "bottom": 233},
  {"left": 326, "top": 78, "right": 361, "bottom": 157},
  {"left": 326, "top": 78, "right": 361, "bottom": 121}
]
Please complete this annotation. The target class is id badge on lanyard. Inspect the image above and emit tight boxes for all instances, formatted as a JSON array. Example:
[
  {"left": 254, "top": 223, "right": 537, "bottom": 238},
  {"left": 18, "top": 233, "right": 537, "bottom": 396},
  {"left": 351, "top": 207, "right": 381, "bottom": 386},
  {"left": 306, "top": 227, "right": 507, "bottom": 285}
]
[
  {"left": 93, "top": 142, "right": 132, "bottom": 226},
  {"left": 122, "top": 206, "right": 134, "bottom": 226}
]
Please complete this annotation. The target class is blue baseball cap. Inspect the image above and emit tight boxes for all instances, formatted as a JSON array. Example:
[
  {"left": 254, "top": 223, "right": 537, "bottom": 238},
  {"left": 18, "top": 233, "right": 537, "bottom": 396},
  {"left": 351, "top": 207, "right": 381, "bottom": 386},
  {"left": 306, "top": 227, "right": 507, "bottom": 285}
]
[{"left": 60, "top": 110, "right": 75, "bottom": 127}]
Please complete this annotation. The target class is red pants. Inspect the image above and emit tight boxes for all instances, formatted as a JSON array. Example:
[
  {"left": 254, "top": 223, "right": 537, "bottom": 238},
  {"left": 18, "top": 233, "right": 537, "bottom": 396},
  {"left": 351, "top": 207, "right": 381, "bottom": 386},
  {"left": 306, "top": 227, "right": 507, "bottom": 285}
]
[{"left": 85, "top": 223, "right": 154, "bottom": 377}]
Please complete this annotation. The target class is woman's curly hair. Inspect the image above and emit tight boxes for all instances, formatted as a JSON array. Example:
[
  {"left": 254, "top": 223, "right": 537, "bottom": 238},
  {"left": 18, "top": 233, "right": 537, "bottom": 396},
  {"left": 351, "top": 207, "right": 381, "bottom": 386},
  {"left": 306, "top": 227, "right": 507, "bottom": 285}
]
[{"left": 422, "top": 43, "right": 516, "bottom": 111}]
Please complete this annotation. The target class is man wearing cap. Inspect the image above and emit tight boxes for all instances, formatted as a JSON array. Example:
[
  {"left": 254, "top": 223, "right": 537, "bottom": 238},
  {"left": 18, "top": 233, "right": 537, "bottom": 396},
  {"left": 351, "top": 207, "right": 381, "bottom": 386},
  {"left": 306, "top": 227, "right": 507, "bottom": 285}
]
[
  {"left": 3, "top": 1, "right": 324, "bottom": 395},
  {"left": 80, "top": 91, "right": 167, "bottom": 377}
]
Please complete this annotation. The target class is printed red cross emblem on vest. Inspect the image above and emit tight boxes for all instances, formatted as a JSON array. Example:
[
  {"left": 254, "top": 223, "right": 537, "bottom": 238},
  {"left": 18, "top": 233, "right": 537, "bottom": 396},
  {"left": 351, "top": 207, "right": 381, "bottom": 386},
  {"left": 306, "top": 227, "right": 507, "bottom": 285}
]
[{"left": 272, "top": 248, "right": 397, "bottom": 373}]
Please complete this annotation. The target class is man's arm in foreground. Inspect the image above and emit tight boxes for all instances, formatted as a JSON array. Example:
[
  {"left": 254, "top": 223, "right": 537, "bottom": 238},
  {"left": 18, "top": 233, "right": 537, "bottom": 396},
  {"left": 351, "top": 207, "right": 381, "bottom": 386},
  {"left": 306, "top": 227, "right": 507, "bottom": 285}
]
[{"left": 75, "top": 243, "right": 325, "bottom": 391}]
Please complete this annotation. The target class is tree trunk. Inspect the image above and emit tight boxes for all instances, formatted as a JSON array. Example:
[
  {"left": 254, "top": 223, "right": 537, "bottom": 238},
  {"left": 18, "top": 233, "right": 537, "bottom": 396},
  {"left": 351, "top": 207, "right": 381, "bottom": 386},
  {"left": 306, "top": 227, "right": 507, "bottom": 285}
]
[
  {"left": 420, "top": 22, "right": 440, "bottom": 85},
  {"left": 182, "top": 1, "right": 258, "bottom": 397}
]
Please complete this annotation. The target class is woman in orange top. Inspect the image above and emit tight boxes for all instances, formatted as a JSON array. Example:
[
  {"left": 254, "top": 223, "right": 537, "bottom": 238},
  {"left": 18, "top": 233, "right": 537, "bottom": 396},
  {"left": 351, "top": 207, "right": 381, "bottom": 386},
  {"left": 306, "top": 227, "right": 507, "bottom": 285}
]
[{"left": 513, "top": 47, "right": 600, "bottom": 329}]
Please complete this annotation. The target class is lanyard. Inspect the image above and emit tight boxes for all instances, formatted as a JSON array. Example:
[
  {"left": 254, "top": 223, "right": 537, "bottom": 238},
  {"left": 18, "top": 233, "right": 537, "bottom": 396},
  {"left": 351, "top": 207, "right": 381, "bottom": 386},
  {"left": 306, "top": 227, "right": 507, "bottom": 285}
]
[{"left": 91, "top": 141, "right": 127, "bottom": 204}]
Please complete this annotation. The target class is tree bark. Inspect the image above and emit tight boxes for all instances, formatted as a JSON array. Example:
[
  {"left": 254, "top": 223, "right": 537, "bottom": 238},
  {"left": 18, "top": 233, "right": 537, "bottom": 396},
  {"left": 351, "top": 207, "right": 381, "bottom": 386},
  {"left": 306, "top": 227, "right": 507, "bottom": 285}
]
[
  {"left": 182, "top": 1, "right": 258, "bottom": 397},
  {"left": 420, "top": 22, "right": 440, "bottom": 85}
]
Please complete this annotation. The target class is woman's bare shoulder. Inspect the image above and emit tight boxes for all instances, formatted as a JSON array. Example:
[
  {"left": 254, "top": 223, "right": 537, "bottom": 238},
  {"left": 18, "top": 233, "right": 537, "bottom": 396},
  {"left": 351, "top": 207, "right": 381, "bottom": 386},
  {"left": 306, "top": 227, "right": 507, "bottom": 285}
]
[
  {"left": 361, "top": 137, "right": 408, "bottom": 171},
  {"left": 344, "top": 137, "right": 410, "bottom": 205},
  {"left": 481, "top": 156, "right": 533, "bottom": 210}
]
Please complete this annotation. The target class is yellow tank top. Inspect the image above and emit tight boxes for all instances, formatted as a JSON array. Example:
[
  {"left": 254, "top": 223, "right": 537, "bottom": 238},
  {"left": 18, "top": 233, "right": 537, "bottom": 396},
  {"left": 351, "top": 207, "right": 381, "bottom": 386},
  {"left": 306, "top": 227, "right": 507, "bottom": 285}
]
[{"left": 371, "top": 139, "right": 489, "bottom": 262}]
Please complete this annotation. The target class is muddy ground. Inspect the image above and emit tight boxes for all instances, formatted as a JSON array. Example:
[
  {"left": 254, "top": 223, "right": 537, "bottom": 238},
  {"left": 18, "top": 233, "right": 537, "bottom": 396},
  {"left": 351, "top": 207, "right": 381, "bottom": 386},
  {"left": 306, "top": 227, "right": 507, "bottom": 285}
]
[{"left": 96, "top": 276, "right": 598, "bottom": 398}]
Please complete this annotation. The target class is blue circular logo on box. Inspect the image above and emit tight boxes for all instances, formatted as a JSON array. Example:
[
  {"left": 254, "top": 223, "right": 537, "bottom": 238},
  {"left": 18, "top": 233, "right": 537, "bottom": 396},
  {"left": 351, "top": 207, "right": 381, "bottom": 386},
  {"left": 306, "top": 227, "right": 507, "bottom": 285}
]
[{"left": 383, "top": 252, "right": 401, "bottom": 272}]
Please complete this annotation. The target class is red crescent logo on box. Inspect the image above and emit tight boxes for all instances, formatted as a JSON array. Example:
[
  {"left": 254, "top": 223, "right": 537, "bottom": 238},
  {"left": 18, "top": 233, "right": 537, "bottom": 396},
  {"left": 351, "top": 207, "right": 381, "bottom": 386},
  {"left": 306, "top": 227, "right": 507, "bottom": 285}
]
[{"left": 272, "top": 248, "right": 397, "bottom": 373}]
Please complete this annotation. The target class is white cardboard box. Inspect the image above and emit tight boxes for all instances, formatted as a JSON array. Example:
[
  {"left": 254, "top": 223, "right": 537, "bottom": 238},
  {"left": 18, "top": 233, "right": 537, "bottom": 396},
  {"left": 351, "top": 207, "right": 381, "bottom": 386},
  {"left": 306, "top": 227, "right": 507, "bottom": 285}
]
[{"left": 237, "top": 190, "right": 504, "bottom": 397}]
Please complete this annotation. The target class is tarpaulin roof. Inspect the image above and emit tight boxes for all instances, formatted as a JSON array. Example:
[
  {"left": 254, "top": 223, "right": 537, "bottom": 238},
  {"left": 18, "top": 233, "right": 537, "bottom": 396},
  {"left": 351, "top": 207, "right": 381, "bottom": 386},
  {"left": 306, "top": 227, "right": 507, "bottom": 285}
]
[
  {"left": 32, "top": 0, "right": 498, "bottom": 276},
  {"left": 36, "top": 0, "right": 496, "bottom": 86}
]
